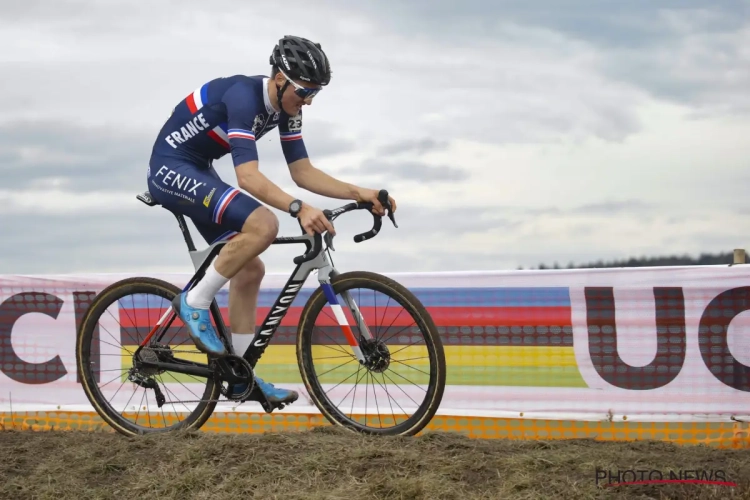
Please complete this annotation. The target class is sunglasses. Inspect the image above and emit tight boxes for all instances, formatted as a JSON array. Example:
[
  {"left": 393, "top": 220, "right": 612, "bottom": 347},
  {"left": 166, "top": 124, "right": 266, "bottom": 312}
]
[{"left": 279, "top": 68, "right": 322, "bottom": 100}]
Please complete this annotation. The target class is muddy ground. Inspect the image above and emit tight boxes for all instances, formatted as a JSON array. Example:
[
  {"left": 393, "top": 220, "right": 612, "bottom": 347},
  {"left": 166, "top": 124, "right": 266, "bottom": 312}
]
[{"left": 1, "top": 427, "right": 749, "bottom": 499}]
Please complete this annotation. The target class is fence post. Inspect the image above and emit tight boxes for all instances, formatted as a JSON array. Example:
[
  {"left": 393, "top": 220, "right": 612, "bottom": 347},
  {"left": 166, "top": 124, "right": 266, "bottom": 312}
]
[{"left": 734, "top": 249, "right": 746, "bottom": 264}]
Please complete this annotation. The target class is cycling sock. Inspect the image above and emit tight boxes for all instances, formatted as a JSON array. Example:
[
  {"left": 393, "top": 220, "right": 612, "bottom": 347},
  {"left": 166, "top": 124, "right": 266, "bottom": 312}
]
[
  {"left": 231, "top": 332, "right": 255, "bottom": 356},
  {"left": 185, "top": 263, "right": 229, "bottom": 310}
]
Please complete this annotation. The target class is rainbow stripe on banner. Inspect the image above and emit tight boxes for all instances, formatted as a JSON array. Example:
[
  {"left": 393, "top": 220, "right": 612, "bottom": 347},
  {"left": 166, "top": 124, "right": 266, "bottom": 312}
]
[{"left": 118, "top": 287, "right": 587, "bottom": 388}]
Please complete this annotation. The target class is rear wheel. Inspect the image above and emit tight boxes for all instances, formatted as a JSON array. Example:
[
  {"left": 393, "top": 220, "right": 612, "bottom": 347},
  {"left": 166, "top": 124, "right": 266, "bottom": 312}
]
[
  {"left": 76, "top": 277, "right": 222, "bottom": 436},
  {"left": 296, "top": 271, "right": 446, "bottom": 436}
]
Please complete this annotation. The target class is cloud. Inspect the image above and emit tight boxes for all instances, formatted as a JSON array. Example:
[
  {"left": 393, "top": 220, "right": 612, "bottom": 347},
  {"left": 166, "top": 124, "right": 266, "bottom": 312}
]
[
  {"left": 376, "top": 139, "right": 449, "bottom": 157},
  {"left": 338, "top": 160, "right": 470, "bottom": 184},
  {"left": 0, "top": 120, "right": 152, "bottom": 192},
  {"left": 338, "top": 1, "right": 747, "bottom": 50},
  {"left": 0, "top": 0, "right": 749, "bottom": 277},
  {"left": 569, "top": 200, "right": 655, "bottom": 215},
  {"left": 0, "top": 115, "right": 358, "bottom": 197},
  {"left": 597, "top": 12, "right": 750, "bottom": 115},
  {"left": 343, "top": 1, "right": 750, "bottom": 118}
]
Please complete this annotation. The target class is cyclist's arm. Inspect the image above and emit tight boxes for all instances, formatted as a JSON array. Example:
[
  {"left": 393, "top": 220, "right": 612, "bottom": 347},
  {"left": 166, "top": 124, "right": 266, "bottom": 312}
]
[
  {"left": 235, "top": 160, "right": 297, "bottom": 213},
  {"left": 222, "top": 82, "right": 297, "bottom": 213},
  {"left": 279, "top": 110, "right": 359, "bottom": 200},
  {"left": 288, "top": 157, "right": 359, "bottom": 200}
]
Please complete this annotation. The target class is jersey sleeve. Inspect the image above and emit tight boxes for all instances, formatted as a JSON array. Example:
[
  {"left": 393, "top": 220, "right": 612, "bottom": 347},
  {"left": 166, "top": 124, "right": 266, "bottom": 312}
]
[
  {"left": 278, "top": 110, "right": 309, "bottom": 164},
  {"left": 221, "top": 82, "right": 261, "bottom": 167}
]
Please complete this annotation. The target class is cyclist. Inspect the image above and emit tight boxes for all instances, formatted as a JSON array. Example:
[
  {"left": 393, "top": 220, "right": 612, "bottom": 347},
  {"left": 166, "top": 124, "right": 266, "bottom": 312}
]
[{"left": 145, "top": 35, "right": 397, "bottom": 406}]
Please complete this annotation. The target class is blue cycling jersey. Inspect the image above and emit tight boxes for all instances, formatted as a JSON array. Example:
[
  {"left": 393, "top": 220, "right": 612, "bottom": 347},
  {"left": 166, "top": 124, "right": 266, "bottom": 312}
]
[{"left": 150, "top": 75, "right": 308, "bottom": 168}]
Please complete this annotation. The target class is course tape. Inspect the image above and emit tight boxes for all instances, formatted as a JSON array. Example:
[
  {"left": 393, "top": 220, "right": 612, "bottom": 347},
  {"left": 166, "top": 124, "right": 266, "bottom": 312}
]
[{"left": 2, "top": 411, "right": 749, "bottom": 449}]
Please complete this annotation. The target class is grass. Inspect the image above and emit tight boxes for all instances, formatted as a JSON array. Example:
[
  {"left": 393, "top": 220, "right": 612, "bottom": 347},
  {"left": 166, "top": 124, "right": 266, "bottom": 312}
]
[{"left": 1, "top": 426, "right": 749, "bottom": 499}]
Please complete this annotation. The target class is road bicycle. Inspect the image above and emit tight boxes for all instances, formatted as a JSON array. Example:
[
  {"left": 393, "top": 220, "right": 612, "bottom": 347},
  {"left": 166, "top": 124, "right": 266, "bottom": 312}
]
[{"left": 76, "top": 189, "right": 446, "bottom": 437}]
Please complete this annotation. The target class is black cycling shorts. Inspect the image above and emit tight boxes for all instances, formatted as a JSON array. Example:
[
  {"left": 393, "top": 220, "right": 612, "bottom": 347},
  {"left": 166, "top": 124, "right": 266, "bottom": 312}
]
[{"left": 147, "top": 156, "right": 262, "bottom": 244}]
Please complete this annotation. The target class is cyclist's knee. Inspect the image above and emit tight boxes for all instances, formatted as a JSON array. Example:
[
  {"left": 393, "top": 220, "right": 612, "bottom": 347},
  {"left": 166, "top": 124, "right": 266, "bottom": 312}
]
[{"left": 242, "top": 206, "right": 278, "bottom": 237}]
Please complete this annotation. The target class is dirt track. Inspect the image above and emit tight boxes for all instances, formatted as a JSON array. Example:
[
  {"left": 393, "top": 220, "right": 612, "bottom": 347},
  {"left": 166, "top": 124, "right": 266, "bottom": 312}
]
[{"left": 1, "top": 427, "right": 750, "bottom": 499}]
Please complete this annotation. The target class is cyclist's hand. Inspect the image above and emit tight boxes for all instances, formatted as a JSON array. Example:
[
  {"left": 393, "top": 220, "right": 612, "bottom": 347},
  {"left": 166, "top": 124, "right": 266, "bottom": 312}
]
[
  {"left": 356, "top": 188, "right": 397, "bottom": 216},
  {"left": 298, "top": 203, "right": 336, "bottom": 236}
]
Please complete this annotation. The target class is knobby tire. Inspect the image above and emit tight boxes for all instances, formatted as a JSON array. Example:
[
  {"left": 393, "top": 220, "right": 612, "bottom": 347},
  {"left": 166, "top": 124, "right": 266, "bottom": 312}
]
[
  {"left": 296, "top": 271, "right": 446, "bottom": 436},
  {"left": 76, "top": 277, "right": 221, "bottom": 436}
]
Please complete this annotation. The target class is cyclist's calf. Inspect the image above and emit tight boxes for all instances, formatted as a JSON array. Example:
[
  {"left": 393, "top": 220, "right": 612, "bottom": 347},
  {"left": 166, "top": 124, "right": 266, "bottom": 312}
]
[
  {"left": 233, "top": 256, "right": 266, "bottom": 288},
  {"left": 214, "top": 207, "right": 278, "bottom": 279}
]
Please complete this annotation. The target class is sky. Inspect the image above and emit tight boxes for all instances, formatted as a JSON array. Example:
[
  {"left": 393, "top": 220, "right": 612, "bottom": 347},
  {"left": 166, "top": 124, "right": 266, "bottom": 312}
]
[{"left": 0, "top": 0, "right": 749, "bottom": 276}]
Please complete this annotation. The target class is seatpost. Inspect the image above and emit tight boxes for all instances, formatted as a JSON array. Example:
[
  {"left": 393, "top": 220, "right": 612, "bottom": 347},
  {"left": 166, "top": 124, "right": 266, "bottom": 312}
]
[{"left": 173, "top": 213, "right": 197, "bottom": 252}]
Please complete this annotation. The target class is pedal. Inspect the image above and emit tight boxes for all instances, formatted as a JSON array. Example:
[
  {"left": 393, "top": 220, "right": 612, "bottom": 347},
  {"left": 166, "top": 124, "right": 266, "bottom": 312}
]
[
  {"left": 244, "top": 385, "right": 274, "bottom": 413},
  {"left": 243, "top": 385, "right": 295, "bottom": 413}
]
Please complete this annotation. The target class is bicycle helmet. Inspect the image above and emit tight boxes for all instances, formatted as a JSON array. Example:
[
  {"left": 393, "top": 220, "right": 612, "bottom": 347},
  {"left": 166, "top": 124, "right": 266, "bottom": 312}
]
[{"left": 270, "top": 35, "right": 332, "bottom": 86}]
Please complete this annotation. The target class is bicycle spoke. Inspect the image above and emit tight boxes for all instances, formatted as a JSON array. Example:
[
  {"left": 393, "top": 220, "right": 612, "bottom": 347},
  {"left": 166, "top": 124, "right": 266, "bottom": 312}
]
[
  {"left": 79, "top": 283, "right": 220, "bottom": 435},
  {"left": 303, "top": 278, "right": 443, "bottom": 435}
]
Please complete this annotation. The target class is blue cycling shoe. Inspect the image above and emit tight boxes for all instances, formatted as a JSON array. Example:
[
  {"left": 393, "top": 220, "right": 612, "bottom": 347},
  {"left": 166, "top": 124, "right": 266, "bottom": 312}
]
[
  {"left": 172, "top": 292, "right": 227, "bottom": 356},
  {"left": 233, "top": 376, "right": 299, "bottom": 404}
]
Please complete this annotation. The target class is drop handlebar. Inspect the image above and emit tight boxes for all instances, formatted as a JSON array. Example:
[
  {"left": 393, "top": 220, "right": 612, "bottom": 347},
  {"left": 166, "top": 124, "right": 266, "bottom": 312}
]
[{"left": 292, "top": 189, "right": 397, "bottom": 264}]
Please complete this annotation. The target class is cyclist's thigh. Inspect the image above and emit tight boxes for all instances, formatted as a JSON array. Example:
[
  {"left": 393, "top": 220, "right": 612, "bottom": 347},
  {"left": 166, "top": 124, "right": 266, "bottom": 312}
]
[{"left": 147, "top": 158, "right": 263, "bottom": 244}]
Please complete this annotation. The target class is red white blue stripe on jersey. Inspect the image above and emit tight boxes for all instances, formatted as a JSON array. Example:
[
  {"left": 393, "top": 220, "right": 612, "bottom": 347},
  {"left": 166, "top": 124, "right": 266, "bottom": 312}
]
[
  {"left": 207, "top": 126, "right": 229, "bottom": 148},
  {"left": 213, "top": 187, "right": 240, "bottom": 224},
  {"left": 185, "top": 83, "right": 209, "bottom": 114},
  {"left": 228, "top": 129, "right": 256, "bottom": 141},
  {"left": 280, "top": 131, "right": 302, "bottom": 141}
]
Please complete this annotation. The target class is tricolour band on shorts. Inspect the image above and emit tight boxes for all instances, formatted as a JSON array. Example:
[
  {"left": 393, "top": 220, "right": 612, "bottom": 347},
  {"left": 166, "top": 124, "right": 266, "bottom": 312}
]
[
  {"left": 212, "top": 229, "right": 239, "bottom": 244},
  {"left": 212, "top": 188, "right": 240, "bottom": 224}
]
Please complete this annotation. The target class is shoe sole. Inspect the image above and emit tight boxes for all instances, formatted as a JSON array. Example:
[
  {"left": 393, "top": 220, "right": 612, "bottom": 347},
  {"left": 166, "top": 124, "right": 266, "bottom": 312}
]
[{"left": 264, "top": 391, "right": 299, "bottom": 405}]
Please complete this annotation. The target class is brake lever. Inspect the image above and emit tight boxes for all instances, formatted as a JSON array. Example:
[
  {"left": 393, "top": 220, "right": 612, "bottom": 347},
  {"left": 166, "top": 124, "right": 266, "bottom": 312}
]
[
  {"left": 321, "top": 209, "right": 336, "bottom": 251},
  {"left": 377, "top": 189, "right": 398, "bottom": 228},
  {"left": 324, "top": 231, "right": 335, "bottom": 251},
  {"left": 388, "top": 211, "right": 398, "bottom": 228}
]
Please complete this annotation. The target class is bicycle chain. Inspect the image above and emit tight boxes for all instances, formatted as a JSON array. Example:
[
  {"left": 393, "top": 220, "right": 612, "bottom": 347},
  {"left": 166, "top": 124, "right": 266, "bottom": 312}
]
[{"left": 135, "top": 346, "right": 254, "bottom": 406}]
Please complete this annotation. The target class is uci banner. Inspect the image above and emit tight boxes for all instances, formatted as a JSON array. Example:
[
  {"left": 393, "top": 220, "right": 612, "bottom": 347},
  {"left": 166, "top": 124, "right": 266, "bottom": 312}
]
[{"left": 1, "top": 265, "right": 750, "bottom": 423}]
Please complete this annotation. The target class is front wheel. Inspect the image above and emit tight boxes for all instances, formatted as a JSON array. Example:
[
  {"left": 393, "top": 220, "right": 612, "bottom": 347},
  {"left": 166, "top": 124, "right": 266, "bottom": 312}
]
[{"left": 296, "top": 271, "right": 446, "bottom": 436}]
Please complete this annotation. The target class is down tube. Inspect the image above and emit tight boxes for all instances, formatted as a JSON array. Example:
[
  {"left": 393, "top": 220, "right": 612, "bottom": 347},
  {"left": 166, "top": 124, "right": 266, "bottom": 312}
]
[{"left": 242, "top": 263, "right": 309, "bottom": 367}]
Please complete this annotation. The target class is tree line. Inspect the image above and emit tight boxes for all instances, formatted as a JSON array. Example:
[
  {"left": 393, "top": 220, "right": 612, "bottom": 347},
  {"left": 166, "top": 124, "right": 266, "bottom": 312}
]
[{"left": 522, "top": 250, "right": 747, "bottom": 270}]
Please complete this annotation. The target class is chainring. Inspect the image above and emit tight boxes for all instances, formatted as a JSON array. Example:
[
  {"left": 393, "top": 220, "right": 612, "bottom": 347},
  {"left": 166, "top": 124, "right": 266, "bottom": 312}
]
[{"left": 214, "top": 354, "right": 256, "bottom": 401}]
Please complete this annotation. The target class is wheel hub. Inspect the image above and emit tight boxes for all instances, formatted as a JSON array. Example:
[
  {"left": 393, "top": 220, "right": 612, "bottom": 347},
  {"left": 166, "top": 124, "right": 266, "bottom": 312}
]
[
  {"left": 134, "top": 343, "right": 171, "bottom": 376},
  {"left": 361, "top": 338, "right": 391, "bottom": 373}
]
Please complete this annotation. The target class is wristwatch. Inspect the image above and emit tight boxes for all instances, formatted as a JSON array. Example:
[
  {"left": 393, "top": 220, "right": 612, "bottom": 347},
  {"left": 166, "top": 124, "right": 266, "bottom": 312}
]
[{"left": 289, "top": 199, "right": 302, "bottom": 218}]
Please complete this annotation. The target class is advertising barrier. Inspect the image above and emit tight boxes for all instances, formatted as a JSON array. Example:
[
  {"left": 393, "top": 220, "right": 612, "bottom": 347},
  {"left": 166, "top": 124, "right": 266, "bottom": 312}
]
[{"left": 2, "top": 264, "right": 750, "bottom": 447}]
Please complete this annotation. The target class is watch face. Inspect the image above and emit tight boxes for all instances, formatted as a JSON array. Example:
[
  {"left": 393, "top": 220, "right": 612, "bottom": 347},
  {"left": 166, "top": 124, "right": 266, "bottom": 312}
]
[{"left": 291, "top": 200, "right": 301, "bottom": 213}]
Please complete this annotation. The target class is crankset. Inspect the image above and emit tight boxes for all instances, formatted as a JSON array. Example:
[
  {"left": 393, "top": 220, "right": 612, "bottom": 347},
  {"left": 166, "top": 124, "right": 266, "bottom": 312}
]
[
  {"left": 212, "top": 355, "right": 292, "bottom": 412},
  {"left": 213, "top": 354, "right": 255, "bottom": 401},
  {"left": 129, "top": 350, "right": 292, "bottom": 412}
]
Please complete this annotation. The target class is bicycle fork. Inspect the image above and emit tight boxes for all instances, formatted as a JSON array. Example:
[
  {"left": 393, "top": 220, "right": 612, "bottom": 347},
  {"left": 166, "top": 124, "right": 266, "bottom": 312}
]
[{"left": 319, "top": 270, "right": 374, "bottom": 365}]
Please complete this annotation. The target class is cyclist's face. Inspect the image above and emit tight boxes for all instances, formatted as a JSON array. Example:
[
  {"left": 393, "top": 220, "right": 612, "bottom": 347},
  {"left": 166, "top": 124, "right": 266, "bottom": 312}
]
[{"left": 274, "top": 72, "right": 320, "bottom": 116}]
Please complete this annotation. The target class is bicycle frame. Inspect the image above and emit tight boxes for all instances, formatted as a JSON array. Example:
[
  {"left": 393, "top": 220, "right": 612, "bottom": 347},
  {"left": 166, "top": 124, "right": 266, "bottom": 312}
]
[
  {"left": 135, "top": 190, "right": 387, "bottom": 370},
  {"left": 184, "top": 231, "right": 369, "bottom": 367}
]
